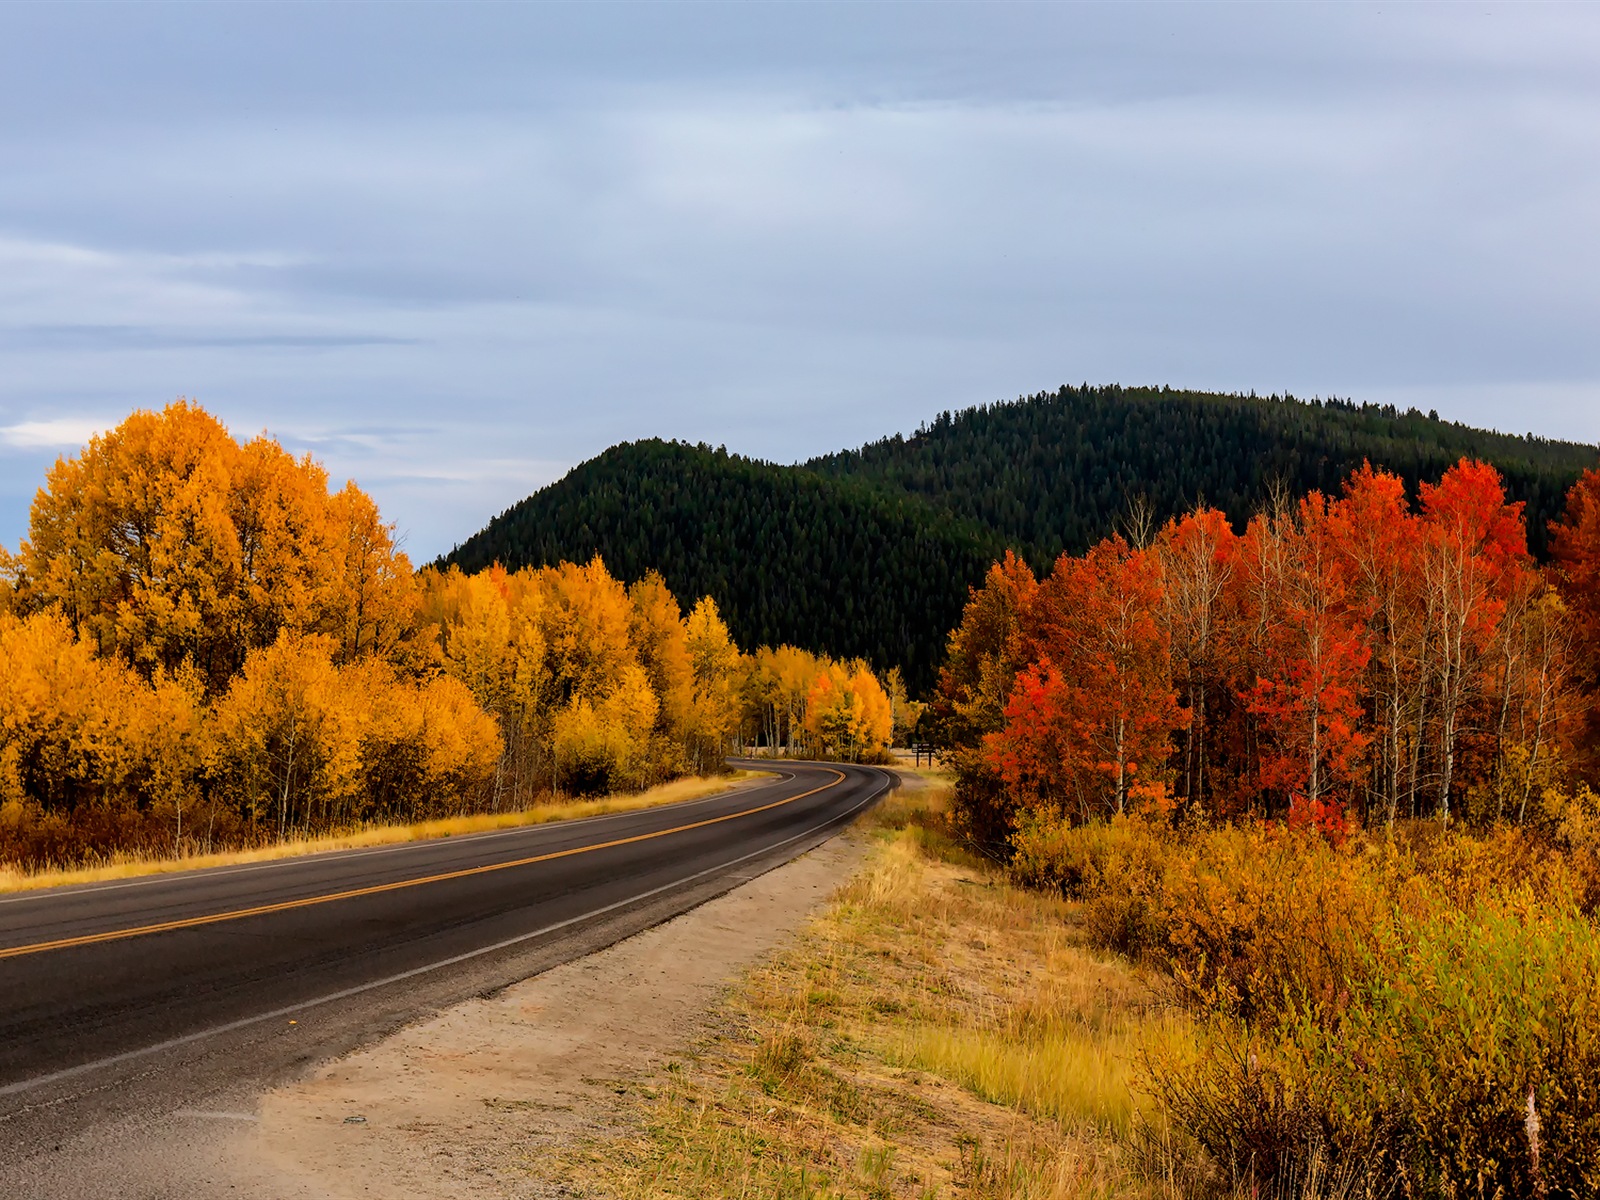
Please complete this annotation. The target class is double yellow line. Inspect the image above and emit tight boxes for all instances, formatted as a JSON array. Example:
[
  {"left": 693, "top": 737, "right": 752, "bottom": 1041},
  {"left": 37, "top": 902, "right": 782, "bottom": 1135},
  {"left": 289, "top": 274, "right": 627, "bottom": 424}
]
[{"left": 0, "top": 769, "right": 845, "bottom": 962}]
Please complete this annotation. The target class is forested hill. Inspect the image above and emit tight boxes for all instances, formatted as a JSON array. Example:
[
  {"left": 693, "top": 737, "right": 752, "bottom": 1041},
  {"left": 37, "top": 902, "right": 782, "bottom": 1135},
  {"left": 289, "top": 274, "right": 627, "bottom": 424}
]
[
  {"left": 806, "top": 385, "right": 1596, "bottom": 562},
  {"left": 442, "top": 386, "right": 1597, "bottom": 692},
  {"left": 441, "top": 440, "right": 1006, "bottom": 691}
]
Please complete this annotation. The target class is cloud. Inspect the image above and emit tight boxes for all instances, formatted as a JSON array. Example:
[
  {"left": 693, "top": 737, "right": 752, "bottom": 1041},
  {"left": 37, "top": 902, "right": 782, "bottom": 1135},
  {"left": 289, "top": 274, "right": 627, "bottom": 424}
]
[
  {"left": 0, "top": 4, "right": 1598, "bottom": 558},
  {"left": 0, "top": 417, "right": 106, "bottom": 450}
]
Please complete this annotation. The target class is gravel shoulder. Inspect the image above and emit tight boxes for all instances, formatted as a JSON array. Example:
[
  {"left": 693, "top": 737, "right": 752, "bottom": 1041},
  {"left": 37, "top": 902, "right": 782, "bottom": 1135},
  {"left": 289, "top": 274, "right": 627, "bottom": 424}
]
[{"left": 213, "top": 830, "right": 870, "bottom": 1197}]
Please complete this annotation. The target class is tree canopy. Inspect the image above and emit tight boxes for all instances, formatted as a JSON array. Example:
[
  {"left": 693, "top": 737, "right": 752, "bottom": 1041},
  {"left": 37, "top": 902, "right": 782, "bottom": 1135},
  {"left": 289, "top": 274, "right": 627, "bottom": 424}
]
[{"left": 443, "top": 386, "right": 1597, "bottom": 692}]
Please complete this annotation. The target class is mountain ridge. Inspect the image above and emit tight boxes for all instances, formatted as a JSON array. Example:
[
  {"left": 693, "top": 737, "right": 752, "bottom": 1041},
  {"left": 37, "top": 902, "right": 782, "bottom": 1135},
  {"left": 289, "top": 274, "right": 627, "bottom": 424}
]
[{"left": 441, "top": 385, "right": 1598, "bottom": 691}]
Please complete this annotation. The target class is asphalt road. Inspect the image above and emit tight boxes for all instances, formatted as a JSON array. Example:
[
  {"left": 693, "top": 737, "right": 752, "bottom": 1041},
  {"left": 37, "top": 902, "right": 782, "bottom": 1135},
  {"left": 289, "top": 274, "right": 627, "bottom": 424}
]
[{"left": 0, "top": 760, "right": 891, "bottom": 1193}]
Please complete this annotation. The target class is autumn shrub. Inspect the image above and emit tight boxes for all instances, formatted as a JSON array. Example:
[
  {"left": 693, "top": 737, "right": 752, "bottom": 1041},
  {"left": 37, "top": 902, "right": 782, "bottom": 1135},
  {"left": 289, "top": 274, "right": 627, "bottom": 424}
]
[
  {"left": 1010, "top": 813, "right": 1170, "bottom": 957},
  {"left": 1531, "top": 780, "right": 1600, "bottom": 912},
  {"left": 939, "top": 743, "right": 1031, "bottom": 862},
  {"left": 1014, "top": 814, "right": 1380, "bottom": 1021},
  {"left": 1153, "top": 890, "right": 1600, "bottom": 1196},
  {"left": 1016, "top": 809, "right": 1600, "bottom": 1193}
]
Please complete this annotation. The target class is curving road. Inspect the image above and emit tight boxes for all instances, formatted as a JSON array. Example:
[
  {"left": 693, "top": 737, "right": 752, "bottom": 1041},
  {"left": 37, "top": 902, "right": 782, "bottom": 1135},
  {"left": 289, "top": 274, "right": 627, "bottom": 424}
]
[{"left": 0, "top": 759, "right": 891, "bottom": 1192}]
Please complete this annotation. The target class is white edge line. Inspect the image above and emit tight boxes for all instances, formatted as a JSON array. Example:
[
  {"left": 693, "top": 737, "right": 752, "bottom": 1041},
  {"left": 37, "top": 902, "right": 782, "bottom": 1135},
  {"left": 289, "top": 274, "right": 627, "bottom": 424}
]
[
  {"left": 0, "top": 768, "right": 888, "bottom": 1104},
  {"left": 0, "top": 769, "right": 799, "bottom": 908}
]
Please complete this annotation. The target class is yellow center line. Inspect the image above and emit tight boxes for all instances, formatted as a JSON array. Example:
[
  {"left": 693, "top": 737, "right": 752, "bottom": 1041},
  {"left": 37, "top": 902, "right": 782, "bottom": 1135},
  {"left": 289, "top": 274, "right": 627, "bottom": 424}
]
[{"left": 0, "top": 769, "right": 846, "bottom": 962}]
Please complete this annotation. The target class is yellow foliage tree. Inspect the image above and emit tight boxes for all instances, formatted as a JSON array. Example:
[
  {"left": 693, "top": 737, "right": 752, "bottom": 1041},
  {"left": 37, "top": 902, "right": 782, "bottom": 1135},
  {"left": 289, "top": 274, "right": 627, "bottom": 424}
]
[
  {"left": 629, "top": 571, "right": 694, "bottom": 743},
  {"left": 685, "top": 596, "right": 741, "bottom": 769},
  {"left": 11, "top": 401, "right": 416, "bottom": 693}
]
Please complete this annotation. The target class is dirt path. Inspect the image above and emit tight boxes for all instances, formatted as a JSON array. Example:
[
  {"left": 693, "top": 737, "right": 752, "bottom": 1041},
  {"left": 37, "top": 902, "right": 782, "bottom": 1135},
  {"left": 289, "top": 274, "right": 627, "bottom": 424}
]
[{"left": 204, "top": 831, "right": 868, "bottom": 1198}]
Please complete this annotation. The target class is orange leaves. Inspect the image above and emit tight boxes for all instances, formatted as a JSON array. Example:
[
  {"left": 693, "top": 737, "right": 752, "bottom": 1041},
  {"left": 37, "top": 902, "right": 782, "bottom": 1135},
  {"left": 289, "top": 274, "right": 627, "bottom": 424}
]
[
  {"left": 987, "top": 537, "right": 1187, "bottom": 819},
  {"left": 962, "top": 455, "right": 1584, "bottom": 838},
  {"left": 801, "top": 656, "right": 893, "bottom": 758},
  {"left": 10, "top": 401, "right": 417, "bottom": 694},
  {"left": 1551, "top": 467, "right": 1600, "bottom": 642},
  {"left": 1550, "top": 466, "right": 1600, "bottom": 780},
  {"left": 1239, "top": 493, "right": 1371, "bottom": 819}
]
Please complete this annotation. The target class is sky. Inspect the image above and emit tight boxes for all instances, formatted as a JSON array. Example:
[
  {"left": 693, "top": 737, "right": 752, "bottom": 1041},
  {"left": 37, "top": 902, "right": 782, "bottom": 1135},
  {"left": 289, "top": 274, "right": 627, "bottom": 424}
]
[{"left": 1, "top": 2, "right": 1597, "bottom": 561}]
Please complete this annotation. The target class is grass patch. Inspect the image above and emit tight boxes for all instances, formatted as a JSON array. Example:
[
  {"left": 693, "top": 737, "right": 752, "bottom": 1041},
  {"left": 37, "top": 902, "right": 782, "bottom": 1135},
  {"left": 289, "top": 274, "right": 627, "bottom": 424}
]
[
  {"left": 0, "top": 771, "right": 769, "bottom": 894},
  {"left": 539, "top": 769, "right": 1204, "bottom": 1199}
]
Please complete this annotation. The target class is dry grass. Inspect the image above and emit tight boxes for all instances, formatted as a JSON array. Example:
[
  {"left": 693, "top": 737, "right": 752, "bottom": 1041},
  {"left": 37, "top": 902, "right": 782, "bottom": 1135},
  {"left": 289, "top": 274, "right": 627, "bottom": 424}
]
[
  {"left": 0, "top": 771, "right": 769, "bottom": 894},
  {"left": 536, "top": 770, "right": 1206, "bottom": 1200}
]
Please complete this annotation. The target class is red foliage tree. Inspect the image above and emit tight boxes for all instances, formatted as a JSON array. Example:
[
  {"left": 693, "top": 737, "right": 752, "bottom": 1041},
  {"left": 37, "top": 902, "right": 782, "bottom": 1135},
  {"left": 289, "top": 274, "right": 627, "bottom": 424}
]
[
  {"left": 1155, "top": 508, "right": 1239, "bottom": 815},
  {"left": 1417, "top": 460, "right": 1530, "bottom": 820},
  {"left": 987, "top": 537, "right": 1186, "bottom": 820},
  {"left": 1550, "top": 466, "right": 1600, "bottom": 781},
  {"left": 1237, "top": 493, "right": 1370, "bottom": 836}
]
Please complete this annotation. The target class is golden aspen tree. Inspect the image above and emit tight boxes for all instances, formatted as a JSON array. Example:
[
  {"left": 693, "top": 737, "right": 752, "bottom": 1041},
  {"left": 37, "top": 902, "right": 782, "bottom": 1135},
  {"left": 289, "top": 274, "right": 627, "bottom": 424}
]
[
  {"left": 207, "top": 633, "right": 355, "bottom": 839},
  {"left": 13, "top": 401, "right": 415, "bottom": 695},
  {"left": 628, "top": 571, "right": 694, "bottom": 742},
  {"left": 685, "top": 596, "right": 740, "bottom": 768},
  {"left": 229, "top": 434, "right": 341, "bottom": 657},
  {"left": 540, "top": 557, "right": 637, "bottom": 705},
  {"left": 18, "top": 402, "right": 243, "bottom": 683},
  {"left": 124, "top": 664, "right": 208, "bottom": 855},
  {"left": 804, "top": 661, "right": 858, "bottom": 758},
  {"left": 326, "top": 482, "right": 419, "bottom": 664},
  {"left": 883, "top": 665, "right": 922, "bottom": 747},
  {"left": 845, "top": 660, "right": 894, "bottom": 755}
]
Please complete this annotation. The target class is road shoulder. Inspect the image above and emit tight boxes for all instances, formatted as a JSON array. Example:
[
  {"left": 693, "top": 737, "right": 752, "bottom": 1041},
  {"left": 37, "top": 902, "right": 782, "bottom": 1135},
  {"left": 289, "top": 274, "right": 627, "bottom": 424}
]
[{"left": 221, "top": 828, "right": 871, "bottom": 1197}]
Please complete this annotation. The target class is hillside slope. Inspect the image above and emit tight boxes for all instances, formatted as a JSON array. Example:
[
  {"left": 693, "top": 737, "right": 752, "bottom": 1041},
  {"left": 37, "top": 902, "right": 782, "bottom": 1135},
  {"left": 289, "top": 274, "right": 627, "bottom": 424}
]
[
  {"left": 443, "top": 440, "right": 1003, "bottom": 690},
  {"left": 443, "top": 387, "right": 1597, "bottom": 691},
  {"left": 807, "top": 385, "right": 1595, "bottom": 560}
]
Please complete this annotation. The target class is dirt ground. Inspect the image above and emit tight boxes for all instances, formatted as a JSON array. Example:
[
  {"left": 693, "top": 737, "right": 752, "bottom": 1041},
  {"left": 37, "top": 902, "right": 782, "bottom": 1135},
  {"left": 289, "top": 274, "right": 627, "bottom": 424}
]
[{"left": 210, "top": 831, "right": 870, "bottom": 1198}]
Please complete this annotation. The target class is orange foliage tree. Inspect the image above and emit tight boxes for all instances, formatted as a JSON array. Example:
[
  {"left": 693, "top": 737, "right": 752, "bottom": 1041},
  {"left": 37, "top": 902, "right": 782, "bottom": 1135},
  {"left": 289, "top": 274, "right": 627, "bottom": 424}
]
[
  {"left": 1237, "top": 494, "right": 1370, "bottom": 836},
  {"left": 1551, "top": 466, "right": 1600, "bottom": 782},
  {"left": 986, "top": 537, "right": 1186, "bottom": 821},
  {"left": 945, "top": 457, "right": 1593, "bottom": 845},
  {"left": 9, "top": 401, "right": 417, "bottom": 693}
]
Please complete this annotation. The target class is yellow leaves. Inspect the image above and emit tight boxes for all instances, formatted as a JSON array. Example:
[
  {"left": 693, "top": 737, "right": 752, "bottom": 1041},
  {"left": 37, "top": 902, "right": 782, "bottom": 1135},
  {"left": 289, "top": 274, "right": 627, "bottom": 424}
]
[
  {"left": 325, "top": 482, "right": 418, "bottom": 664},
  {"left": 553, "top": 662, "right": 662, "bottom": 792},
  {"left": 740, "top": 645, "right": 895, "bottom": 762},
  {"left": 13, "top": 400, "right": 417, "bottom": 693},
  {"left": 629, "top": 571, "right": 693, "bottom": 737},
  {"left": 209, "top": 633, "right": 503, "bottom": 832},
  {"left": 3, "top": 399, "right": 915, "bottom": 861},
  {"left": 686, "top": 596, "right": 741, "bottom": 755},
  {"left": 801, "top": 657, "right": 894, "bottom": 758},
  {"left": 0, "top": 610, "right": 142, "bottom": 796},
  {"left": 543, "top": 557, "right": 637, "bottom": 703}
]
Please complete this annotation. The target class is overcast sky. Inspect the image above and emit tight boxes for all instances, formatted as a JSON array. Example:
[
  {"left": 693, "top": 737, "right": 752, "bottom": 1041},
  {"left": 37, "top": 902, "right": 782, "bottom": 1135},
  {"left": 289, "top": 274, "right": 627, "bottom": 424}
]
[{"left": 2, "top": 2, "right": 1597, "bottom": 559}]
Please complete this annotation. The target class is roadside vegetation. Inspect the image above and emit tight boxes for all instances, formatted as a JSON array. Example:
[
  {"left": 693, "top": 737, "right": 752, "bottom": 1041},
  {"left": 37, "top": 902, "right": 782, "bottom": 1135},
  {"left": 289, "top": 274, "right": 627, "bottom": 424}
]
[
  {"left": 0, "top": 402, "right": 903, "bottom": 875},
  {"left": 535, "top": 765, "right": 1600, "bottom": 1198},
  {"left": 546, "top": 774, "right": 1200, "bottom": 1199},
  {"left": 0, "top": 771, "right": 766, "bottom": 894},
  {"left": 921, "top": 454, "right": 1600, "bottom": 1194},
  {"left": 534, "top": 455, "right": 1600, "bottom": 1196}
]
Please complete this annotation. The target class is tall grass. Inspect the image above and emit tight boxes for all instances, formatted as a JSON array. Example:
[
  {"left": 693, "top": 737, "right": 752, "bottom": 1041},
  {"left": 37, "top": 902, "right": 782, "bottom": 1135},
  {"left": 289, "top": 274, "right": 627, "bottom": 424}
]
[
  {"left": 0, "top": 772, "right": 767, "bottom": 894},
  {"left": 577, "top": 775, "right": 1200, "bottom": 1200}
]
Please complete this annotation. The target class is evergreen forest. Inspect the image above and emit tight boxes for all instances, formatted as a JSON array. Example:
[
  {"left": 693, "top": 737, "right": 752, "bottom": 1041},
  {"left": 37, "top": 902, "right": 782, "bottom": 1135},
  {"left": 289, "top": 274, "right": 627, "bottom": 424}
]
[{"left": 444, "top": 385, "right": 1598, "bottom": 692}]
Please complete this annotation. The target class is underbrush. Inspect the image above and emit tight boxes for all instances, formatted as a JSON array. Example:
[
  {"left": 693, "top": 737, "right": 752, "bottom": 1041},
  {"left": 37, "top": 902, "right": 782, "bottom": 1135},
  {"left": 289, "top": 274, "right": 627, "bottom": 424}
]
[
  {"left": 0, "top": 772, "right": 764, "bottom": 893},
  {"left": 1011, "top": 792, "right": 1600, "bottom": 1197}
]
